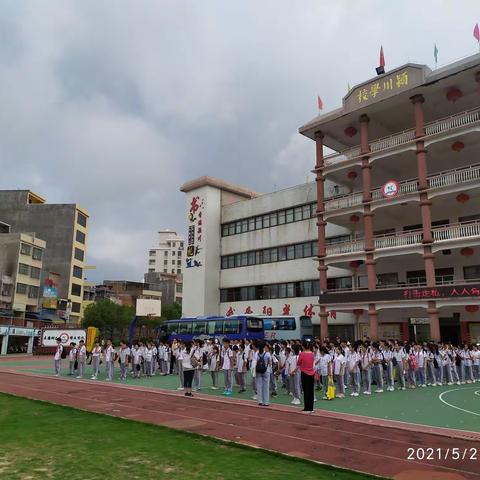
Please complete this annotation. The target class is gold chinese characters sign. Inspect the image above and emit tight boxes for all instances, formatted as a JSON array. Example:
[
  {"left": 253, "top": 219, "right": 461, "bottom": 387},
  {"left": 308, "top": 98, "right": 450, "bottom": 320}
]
[{"left": 343, "top": 65, "right": 427, "bottom": 113}]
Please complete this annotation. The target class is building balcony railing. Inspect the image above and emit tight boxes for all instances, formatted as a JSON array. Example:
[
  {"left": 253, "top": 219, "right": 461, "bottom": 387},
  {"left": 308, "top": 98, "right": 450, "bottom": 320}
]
[
  {"left": 324, "top": 162, "right": 480, "bottom": 213},
  {"left": 323, "top": 106, "right": 480, "bottom": 167},
  {"left": 325, "top": 220, "right": 480, "bottom": 258}
]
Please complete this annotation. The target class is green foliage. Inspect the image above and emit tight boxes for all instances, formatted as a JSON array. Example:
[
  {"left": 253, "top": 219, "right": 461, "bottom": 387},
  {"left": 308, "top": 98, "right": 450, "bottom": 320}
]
[
  {"left": 82, "top": 300, "right": 135, "bottom": 340},
  {"left": 161, "top": 302, "right": 182, "bottom": 320}
]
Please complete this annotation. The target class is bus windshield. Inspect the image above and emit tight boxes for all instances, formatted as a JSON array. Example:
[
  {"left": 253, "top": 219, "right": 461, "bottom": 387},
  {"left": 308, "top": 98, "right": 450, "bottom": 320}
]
[{"left": 246, "top": 317, "right": 263, "bottom": 331}]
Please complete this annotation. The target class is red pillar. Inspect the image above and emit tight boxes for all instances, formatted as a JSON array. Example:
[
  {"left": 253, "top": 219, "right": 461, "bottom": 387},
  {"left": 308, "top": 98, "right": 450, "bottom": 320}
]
[
  {"left": 315, "top": 131, "right": 329, "bottom": 341},
  {"left": 412, "top": 94, "right": 440, "bottom": 342}
]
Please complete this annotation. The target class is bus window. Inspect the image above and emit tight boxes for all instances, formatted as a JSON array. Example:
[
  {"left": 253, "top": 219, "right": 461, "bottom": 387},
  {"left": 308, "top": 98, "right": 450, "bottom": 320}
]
[
  {"left": 223, "top": 319, "right": 240, "bottom": 334},
  {"left": 214, "top": 320, "right": 224, "bottom": 334},
  {"left": 167, "top": 322, "right": 179, "bottom": 334},
  {"left": 178, "top": 322, "right": 192, "bottom": 335},
  {"left": 246, "top": 317, "right": 263, "bottom": 331},
  {"left": 300, "top": 316, "right": 313, "bottom": 327},
  {"left": 192, "top": 321, "right": 206, "bottom": 335},
  {"left": 207, "top": 321, "right": 216, "bottom": 335},
  {"left": 263, "top": 317, "right": 296, "bottom": 330}
]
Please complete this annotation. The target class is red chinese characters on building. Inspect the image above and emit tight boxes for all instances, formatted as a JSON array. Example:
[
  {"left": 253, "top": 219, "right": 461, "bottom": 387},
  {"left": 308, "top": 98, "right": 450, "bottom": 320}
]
[
  {"left": 186, "top": 195, "right": 204, "bottom": 268},
  {"left": 226, "top": 306, "right": 235, "bottom": 316},
  {"left": 262, "top": 306, "right": 273, "bottom": 316},
  {"left": 244, "top": 306, "right": 253, "bottom": 314},
  {"left": 282, "top": 304, "right": 291, "bottom": 315},
  {"left": 329, "top": 310, "right": 337, "bottom": 319},
  {"left": 304, "top": 304, "right": 314, "bottom": 317}
]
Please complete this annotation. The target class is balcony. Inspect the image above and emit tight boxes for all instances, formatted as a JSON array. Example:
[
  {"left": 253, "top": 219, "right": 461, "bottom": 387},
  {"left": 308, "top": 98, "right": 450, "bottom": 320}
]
[
  {"left": 324, "top": 163, "right": 480, "bottom": 215},
  {"left": 323, "top": 107, "right": 480, "bottom": 168},
  {"left": 324, "top": 220, "right": 480, "bottom": 262}
]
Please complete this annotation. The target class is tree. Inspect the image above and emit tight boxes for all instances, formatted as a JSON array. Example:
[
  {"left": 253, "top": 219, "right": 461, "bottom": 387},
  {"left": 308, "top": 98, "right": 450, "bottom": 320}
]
[
  {"left": 82, "top": 300, "right": 134, "bottom": 341},
  {"left": 161, "top": 302, "right": 182, "bottom": 321}
]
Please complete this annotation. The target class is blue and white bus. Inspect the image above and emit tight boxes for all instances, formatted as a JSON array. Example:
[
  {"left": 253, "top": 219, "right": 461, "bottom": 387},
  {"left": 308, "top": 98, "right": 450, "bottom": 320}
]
[
  {"left": 261, "top": 315, "right": 313, "bottom": 341},
  {"left": 159, "top": 316, "right": 264, "bottom": 342}
]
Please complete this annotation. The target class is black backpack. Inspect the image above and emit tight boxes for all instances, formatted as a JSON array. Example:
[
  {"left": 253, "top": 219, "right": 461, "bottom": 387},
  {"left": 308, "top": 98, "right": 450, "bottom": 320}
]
[
  {"left": 60, "top": 347, "right": 67, "bottom": 359},
  {"left": 256, "top": 353, "right": 267, "bottom": 374},
  {"left": 202, "top": 352, "right": 208, "bottom": 366}
]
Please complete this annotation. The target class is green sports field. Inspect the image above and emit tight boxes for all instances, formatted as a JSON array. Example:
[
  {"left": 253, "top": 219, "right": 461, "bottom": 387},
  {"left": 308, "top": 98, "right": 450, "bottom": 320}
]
[
  {"left": 3, "top": 357, "right": 480, "bottom": 432},
  {"left": 0, "top": 393, "right": 379, "bottom": 480}
]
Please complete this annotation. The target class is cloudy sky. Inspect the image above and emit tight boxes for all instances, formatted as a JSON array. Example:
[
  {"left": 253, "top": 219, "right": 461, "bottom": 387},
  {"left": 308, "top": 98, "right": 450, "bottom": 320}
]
[{"left": 0, "top": 0, "right": 479, "bottom": 282}]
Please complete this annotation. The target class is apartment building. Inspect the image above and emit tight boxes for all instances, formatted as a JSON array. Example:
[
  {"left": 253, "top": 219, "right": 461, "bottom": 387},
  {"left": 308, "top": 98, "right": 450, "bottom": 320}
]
[{"left": 0, "top": 190, "right": 89, "bottom": 323}]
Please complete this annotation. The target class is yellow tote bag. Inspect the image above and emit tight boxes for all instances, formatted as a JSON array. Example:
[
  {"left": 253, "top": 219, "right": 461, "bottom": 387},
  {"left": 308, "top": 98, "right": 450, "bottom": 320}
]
[{"left": 326, "top": 375, "right": 335, "bottom": 400}]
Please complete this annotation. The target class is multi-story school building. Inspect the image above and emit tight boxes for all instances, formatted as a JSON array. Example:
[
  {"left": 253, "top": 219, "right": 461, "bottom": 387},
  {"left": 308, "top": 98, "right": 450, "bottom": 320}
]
[{"left": 181, "top": 53, "right": 480, "bottom": 344}]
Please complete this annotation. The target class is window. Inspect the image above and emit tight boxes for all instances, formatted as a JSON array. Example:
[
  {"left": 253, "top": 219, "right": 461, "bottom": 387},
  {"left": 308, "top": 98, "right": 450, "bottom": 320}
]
[
  {"left": 241, "top": 219, "right": 248, "bottom": 233},
  {"left": 248, "top": 252, "right": 255, "bottom": 265},
  {"left": 71, "top": 283, "right": 82, "bottom": 296},
  {"left": 192, "top": 321, "right": 206, "bottom": 335},
  {"left": 77, "top": 212, "right": 87, "bottom": 228},
  {"left": 377, "top": 272, "right": 398, "bottom": 287},
  {"left": 178, "top": 322, "right": 191, "bottom": 334},
  {"left": 76, "top": 230, "right": 86, "bottom": 244},
  {"left": 71, "top": 302, "right": 81, "bottom": 313},
  {"left": 287, "top": 283, "right": 295, "bottom": 297},
  {"left": 303, "top": 242, "right": 312, "bottom": 257},
  {"left": 327, "top": 277, "right": 353, "bottom": 291},
  {"left": 18, "top": 263, "right": 30, "bottom": 275},
  {"left": 16, "top": 283, "right": 27, "bottom": 295},
  {"left": 302, "top": 205, "right": 311, "bottom": 220},
  {"left": 20, "top": 243, "right": 32, "bottom": 256},
  {"left": 248, "top": 218, "right": 255, "bottom": 231},
  {"left": 149, "top": 268, "right": 155, "bottom": 273},
  {"left": 74, "top": 248, "right": 85, "bottom": 262},
  {"left": 149, "top": 250, "right": 156, "bottom": 256},
  {"left": 28, "top": 285, "right": 39, "bottom": 298},
  {"left": 459, "top": 214, "right": 480, "bottom": 223},
  {"left": 294, "top": 207, "right": 303, "bottom": 221},
  {"left": 262, "top": 215, "right": 270, "bottom": 228},
  {"left": 285, "top": 209, "right": 294, "bottom": 223},
  {"left": 228, "top": 224, "right": 235, "bottom": 236},
  {"left": 177, "top": 260, "right": 182, "bottom": 266},
  {"left": 32, "top": 247, "right": 43, "bottom": 261},
  {"left": 269, "top": 213, "right": 278, "bottom": 227},
  {"left": 177, "top": 251, "right": 182, "bottom": 257},
  {"left": 222, "top": 225, "right": 229, "bottom": 237},
  {"left": 172, "top": 269, "right": 175, "bottom": 273},
  {"left": 435, "top": 267, "right": 454, "bottom": 284},
  {"left": 264, "top": 318, "right": 296, "bottom": 331},
  {"left": 286, "top": 245, "right": 295, "bottom": 260},
  {"left": 255, "top": 216, "right": 262, "bottom": 230},
  {"left": 235, "top": 222, "right": 242, "bottom": 234},
  {"left": 464, "top": 265, "right": 480, "bottom": 280},
  {"left": 406, "top": 270, "right": 425, "bottom": 285},
  {"left": 149, "top": 260, "right": 155, "bottom": 265},
  {"left": 73, "top": 265, "right": 83, "bottom": 279},
  {"left": 270, "top": 248, "right": 278, "bottom": 262},
  {"left": 278, "top": 210, "right": 286, "bottom": 225},
  {"left": 299, "top": 281, "right": 312, "bottom": 297},
  {"left": 224, "top": 319, "right": 240, "bottom": 334},
  {"left": 163, "top": 269, "right": 167, "bottom": 273},
  {"left": 30, "top": 267, "right": 41, "bottom": 279},
  {"left": 278, "top": 246, "right": 287, "bottom": 262},
  {"left": 177, "top": 269, "right": 182, "bottom": 274}
]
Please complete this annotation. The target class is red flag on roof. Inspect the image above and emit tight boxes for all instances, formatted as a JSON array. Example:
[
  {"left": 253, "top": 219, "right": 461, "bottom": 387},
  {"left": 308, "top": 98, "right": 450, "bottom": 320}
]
[
  {"left": 379, "top": 45, "right": 385, "bottom": 67},
  {"left": 474, "top": 23, "right": 480, "bottom": 42},
  {"left": 317, "top": 95, "right": 323, "bottom": 111}
]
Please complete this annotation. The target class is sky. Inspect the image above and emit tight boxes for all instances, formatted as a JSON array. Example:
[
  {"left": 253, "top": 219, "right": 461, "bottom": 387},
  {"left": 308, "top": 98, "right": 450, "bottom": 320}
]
[{"left": 0, "top": 0, "right": 479, "bottom": 283}]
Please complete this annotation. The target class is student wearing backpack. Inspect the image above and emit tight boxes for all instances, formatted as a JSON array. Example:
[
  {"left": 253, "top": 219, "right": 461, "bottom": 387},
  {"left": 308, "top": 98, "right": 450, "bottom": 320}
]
[
  {"left": 392, "top": 343, "right": 406, "bottom": 390},
  {"left": 297, "top": 341, "right": 315, "bottom": 413},
  {"left": 54, "top": 338, "right": 64, "bottom": 376},
  {"left": 255, "top": 342, "right": 272, "bottom": 406}
]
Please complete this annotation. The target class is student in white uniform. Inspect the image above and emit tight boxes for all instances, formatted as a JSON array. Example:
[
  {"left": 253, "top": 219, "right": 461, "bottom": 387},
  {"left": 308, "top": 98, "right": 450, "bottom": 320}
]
[
  {"left": 333, "top": 346, "right": 346, "bottom": 398},
  {"left": 104, "top": 340, "right": 114, "bottom": 381},
  {"left": 425, "top": 343, "right": 437, "bottom": 386},
  {"left": 119, "top": 341, "right": 131, "bottom": 380},
  {"left": 349, "top": 344, "right": 361, "bottom": 396},
  {"left": 222, "top": 339, "right": 234, "bottom": 396},
  {"left": 132, "top": 343, "right": 142, "bottom": 378},
  {"left": 192, "top": 341, "right": 204, "bottom": 391},
  {"left": 54, "top": 338, "right": 63, "bottom": 376},
  {"left": 68, "top": 342, "right": 77, "bottom": 376},
  {"left": 473, "top": 345, "right": 480, "bottom": 381},
  {"left": 236, "top": 343, "right": 247, "bottom": 393},
  {"left": 414, "top": 344, "right": 426, "bottom": 387},
  {"left": 289, "top": 344, "right": 301, "bottom": 405},
  {"left": 383, "top": 344, "right": 394, "bottom": 392},
  {"left": 144, "top": 343, "right": 154, "bottom": 377},
  {"left": 392, "top": 343, "right": 406, "bottom": 390},
  {"left": 91, "top": 341, "right": 102, "bottom": 379},
  {"left": 208, "top": 345, "right": 220, "bottom": 389},
  {"left": 360, "top": 344, "right": 372, "bottom": 394},
  {"left": 371, "top": 343, "right": 384, "bottom": 393},
  {"left": 462, "top": 345, "right": 474, "bottom": 383},
  {"left": 76, "top": 340, "right": 87, "bottom": 379},
  {"left": 317, "top": 347, "right": 331, "bottom": 399}
]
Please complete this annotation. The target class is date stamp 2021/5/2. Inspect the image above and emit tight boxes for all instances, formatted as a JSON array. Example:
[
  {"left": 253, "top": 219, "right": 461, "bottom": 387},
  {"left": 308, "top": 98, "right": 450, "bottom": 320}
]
[{"left": 407, "top": 448, "right": 478, "bottom": 461}]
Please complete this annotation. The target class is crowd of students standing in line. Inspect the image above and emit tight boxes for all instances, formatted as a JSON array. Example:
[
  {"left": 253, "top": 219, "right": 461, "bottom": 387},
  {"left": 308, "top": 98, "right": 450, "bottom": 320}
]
[{"left": 53, "top": 336, "right": 480, "bottom": 413}]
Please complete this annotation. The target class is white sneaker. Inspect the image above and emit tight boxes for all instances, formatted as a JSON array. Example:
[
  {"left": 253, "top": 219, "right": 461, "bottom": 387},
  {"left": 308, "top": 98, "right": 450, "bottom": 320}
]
[
  {"left": 421, "top": 384, "right": 426, "bottom": 388},
  {"left": 457, "top": 381, "right": 461, "bottom": 385},
  {"left": 211, "top": 386, "right": 218, "bottom": 390},
  {"left": 401, "top": 387, "right": 406, "bottom": 391},
  {"left": 467, "top": 380, "right": 472, "bottom": 384},
  {"left": 354, "top": 392, "right": 359, "bottom": 397},
  {"left": 375, "top": 389, "right": 383, "bottom": 393},
  {"left": 76, "top": 376, "right": 82, "bottom": 379},
  {"left": 291, "top": 398, "right": 301, "bottom": 405},
  {"left": 54, "top": 374, "right": 59, "bottom": 377},
  {"left": 177, "top": 387, "right": 184, "bottom": 390},
  {"left": 447, "top": 382, "right": 452, "bottom": 385},
  {"left": 314, "top": 397, "right": 318, "bottom": 402},
  {"left": 363, "top": 391, "right": 371, "bottom": 395},
  {"left": 252, "top": 395, "right": 258, "bottom": 400},
  {"left": 91, "top": 376, "right": 97, "bottom": 380}
]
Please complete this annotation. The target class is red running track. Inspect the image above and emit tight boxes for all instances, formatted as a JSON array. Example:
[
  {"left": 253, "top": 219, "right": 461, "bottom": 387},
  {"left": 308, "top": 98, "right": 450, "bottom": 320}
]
[{"left": 0, "top": 371, "right": 478, "bottom": 480}]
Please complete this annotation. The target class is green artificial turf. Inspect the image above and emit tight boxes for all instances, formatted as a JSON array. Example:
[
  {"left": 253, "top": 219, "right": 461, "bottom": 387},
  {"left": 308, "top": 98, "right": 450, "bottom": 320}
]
[{"left": 0, "top": 393, "right": 379, "bottom": 480}]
